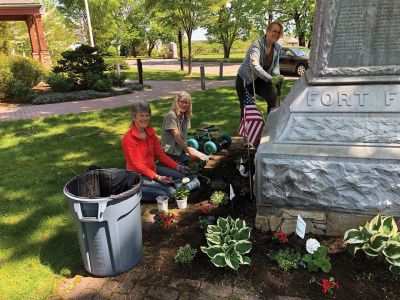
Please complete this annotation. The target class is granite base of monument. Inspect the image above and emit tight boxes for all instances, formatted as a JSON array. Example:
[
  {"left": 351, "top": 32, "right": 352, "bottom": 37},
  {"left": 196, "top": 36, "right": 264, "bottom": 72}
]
[{"left": 254, "top": 73, "right": 400, "bottom": 236}]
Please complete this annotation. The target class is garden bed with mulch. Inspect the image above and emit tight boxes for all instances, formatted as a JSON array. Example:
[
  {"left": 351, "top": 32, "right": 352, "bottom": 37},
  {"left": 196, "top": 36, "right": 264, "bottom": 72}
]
[{"left": 140, "top": 146, "right": 400, "bottom": 300}]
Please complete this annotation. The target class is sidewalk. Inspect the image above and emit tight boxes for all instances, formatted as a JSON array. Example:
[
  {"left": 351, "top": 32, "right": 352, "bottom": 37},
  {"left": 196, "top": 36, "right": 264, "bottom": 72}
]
[{"left": 0, "top": 80, "right": 234, "bottom": 122}]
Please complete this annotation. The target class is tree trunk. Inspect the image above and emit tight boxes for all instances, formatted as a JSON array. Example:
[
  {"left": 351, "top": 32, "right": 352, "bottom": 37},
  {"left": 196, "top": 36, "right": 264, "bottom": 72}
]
[
  {"left": 293, "top": 14, "right": 306, "bottom": 47},
  {"left": 223, "top": 43, "right": 231, "bottom": 58},
  {"left": 186, "top": 30, "right": 192, "bottom": 75},
  {"left": 147, "top": 43, "right": 155, "bottom": 57}
]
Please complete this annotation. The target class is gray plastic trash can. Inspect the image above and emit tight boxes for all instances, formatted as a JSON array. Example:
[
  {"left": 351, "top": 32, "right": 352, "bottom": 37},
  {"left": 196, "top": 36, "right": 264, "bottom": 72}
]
[{"left": 64, "top": 168, "right": 142, "bottom": 277}]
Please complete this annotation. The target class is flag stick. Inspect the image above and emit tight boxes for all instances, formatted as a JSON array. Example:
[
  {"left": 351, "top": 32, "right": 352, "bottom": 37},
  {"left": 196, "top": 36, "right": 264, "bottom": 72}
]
[{"left": 247, "top": 142, "right": 253, "bottom": 200}]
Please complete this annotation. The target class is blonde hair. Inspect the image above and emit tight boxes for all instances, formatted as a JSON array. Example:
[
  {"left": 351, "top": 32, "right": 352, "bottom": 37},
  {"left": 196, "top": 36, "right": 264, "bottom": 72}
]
[
  {"left": 267, "top": 21, "right": 284, "bottom": 38},
  {"left": 170, "top": 91, "right": 192, "bottom": 118}
]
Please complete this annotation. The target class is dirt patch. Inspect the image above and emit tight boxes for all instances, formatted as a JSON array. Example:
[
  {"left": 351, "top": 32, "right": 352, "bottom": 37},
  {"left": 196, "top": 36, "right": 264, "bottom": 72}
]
[{"left": 140, "top": 145, "right": 400, "bottom": 300}]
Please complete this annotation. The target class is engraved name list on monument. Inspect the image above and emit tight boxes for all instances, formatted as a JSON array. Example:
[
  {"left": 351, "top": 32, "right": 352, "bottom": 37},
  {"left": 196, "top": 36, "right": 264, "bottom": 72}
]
[{"left": 329, "top": 0, "right": 400, "bottom": 68}]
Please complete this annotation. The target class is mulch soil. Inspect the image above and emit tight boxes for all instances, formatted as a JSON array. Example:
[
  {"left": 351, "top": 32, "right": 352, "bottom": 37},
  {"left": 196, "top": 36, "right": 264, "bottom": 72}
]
[{"left": 142, "top": 146, "right": 400, "bottom": 300}]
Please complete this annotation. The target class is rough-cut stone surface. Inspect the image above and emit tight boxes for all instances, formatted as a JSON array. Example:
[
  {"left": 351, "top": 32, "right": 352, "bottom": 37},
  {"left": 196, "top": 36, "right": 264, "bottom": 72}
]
[
  {"left": 259, "top": 158, "right": 400, "bottom": 215},
  {"left": 255, "top": 209, "right": 393, "bottom": 236}
]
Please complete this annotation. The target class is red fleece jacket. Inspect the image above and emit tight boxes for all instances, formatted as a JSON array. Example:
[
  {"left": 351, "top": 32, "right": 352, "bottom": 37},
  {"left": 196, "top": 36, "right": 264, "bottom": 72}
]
[{"left": 121, "top": 125, "right": 179, "bottom": 179}]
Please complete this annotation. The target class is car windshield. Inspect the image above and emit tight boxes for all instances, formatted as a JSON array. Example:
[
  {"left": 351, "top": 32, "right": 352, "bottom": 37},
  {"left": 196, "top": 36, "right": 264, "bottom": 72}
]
[{"left": 292, "top": 49, "right": 309, "bottom": 57}]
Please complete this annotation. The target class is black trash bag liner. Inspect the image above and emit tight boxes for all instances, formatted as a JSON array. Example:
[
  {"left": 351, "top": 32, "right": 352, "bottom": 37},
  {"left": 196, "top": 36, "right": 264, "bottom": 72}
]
[{"left": 65, "top": 168, "right": 141, "bottom": 199}]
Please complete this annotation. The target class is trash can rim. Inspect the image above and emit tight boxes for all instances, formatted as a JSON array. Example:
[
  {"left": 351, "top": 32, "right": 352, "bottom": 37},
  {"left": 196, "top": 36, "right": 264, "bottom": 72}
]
[{"left": 63, "top": 169, "right": 142, "bottom": 202}]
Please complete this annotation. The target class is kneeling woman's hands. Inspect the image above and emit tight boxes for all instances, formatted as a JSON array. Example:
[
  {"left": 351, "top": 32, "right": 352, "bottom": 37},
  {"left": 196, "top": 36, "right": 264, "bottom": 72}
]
[
  {"left": 176, "top": 165, "right": 191, "bottom": 174},
  {"left": 155, "top": 175, "right": 173, "bottom": 184}
]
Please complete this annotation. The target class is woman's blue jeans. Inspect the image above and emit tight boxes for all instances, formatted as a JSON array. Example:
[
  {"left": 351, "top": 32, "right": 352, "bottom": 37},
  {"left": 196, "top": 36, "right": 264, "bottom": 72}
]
[{"left": 141, "top": 166, "right": 187, "bottom": 202}]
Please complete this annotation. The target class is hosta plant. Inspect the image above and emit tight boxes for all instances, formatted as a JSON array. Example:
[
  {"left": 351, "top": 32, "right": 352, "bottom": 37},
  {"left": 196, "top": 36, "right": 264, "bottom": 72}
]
[
  {"left": 343, "top": 214, "right": 400, "bottom": 275},
  {"left": 210, "top": 191, "right": 228, "bottom": 205},
  {"left": 201, "top": 216, "right": 252, "bottom": 270}
]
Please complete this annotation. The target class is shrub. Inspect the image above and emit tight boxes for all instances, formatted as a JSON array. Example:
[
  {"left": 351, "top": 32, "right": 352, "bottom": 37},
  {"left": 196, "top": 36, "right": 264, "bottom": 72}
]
[
  {"left": 92, "top": 77, "right": 113, "bottom": 92},
  {"left": 32, "top": 88, "right": 136, "bottom": 104},
  {"left": 201, "top": 216, "right": 252, "bottom": 270},
  {"left": 7, "top": 81, "right": 35, "bottom": 103},
  {"left": 267, "top": 248, "right": 302, "bottom": 271},
  {"left": 174, "top": 244, "right": 197, "bottom": 265},
  {"left": 103, "top": 57, "right": 129, "bottom": 71},
  {"left": 210, "top": 191, "right": 228, "bottom": 206},
  {"left": 53, "top": 45, "right": 106, "bottom": 80},
  {"left": 0, "top": 59, "right": 13, "bottom": 99},
  {"left": 343, "top": 214, "right": 400, "bottom": 275},
  {"left": 46, "top": 73, "right": 76, "bottom": 92},
  {"left": 9, "top": 56, "right": 45, "bottom": 87},
  {"left": 0, "top": 55, "right": 45, "bottom": 102},
  {"left": 108, "top": 71, "right": 127, "bottom": 86},
  {"left": 211, "top": 180, "right": 227, "bottom": 191}
]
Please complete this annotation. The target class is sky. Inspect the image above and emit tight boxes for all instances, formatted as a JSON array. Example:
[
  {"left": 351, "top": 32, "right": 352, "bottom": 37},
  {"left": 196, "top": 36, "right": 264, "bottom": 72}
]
[{"left": 192, "top": 28, "right": 207, "bottom": 41}]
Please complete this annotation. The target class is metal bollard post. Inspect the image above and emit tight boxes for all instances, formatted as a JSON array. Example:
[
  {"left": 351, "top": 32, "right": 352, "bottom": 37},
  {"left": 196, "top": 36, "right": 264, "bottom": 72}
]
[
  {"left": 219, "top": 60, "right": 223, "bottom": 80},
  {"left": 116, "top": 62, "right": 121, "bottom": 75},
  {"left": 200, "top": 65, "right": 206, "bottom": 91},
  {"left": 137, "top": 59, "right": 143, "bottom": 84}
]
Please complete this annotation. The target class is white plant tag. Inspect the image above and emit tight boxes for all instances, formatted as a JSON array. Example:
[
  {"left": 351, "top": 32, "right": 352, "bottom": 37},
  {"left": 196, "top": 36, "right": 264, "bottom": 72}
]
[
  {"left": 229, "top": 184, "right": 235, "bottom": 201},
  {"left": 295, "top": 215, "right": 306, "bottom": 239}
]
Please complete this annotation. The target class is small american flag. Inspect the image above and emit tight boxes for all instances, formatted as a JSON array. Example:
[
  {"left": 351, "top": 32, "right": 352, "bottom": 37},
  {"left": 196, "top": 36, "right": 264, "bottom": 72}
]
[{"left": 238, "top": 90, "right": 264, "bottom": 145}]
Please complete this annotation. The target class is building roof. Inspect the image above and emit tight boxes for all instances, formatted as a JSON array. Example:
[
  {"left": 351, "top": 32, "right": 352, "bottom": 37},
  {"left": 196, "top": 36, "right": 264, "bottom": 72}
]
[{"left": 0, "top": 0, "right": 40, "bottom": 6}]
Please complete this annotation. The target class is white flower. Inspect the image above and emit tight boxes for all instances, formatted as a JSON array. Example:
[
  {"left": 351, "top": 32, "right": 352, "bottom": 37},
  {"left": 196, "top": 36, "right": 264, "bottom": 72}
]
[
  {"left": 306, "top": 238, "right": 320, "bottom": 254},
  {"left": 182, "top": 177, "right": 190, "bottom": 184}
]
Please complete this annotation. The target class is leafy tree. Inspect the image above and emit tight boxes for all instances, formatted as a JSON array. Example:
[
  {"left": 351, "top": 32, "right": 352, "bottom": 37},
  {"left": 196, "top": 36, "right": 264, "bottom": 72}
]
[
  {"left": 58, "top": 0, "right": 121, "bottom": 52},
  {"left": 145, "top": 0, "right": 225, "bottom": 75},
  {"left": 0, "top": 23, "right": 11, "bottom": 55},
  {"left": 205, "top": 0, "right": 253, "bottom": 58},
  {"left": 275, "top": 0, "right": 315, "bottom": 47}
]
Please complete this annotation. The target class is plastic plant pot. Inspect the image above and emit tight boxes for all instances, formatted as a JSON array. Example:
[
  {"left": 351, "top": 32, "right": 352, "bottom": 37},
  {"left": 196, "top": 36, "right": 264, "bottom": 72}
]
[
  {"left": 176, "top": 198, "right": 188, "bottom": 209},
  {"left": 156, "top": 195, "right": 169, "bottom": 211}
]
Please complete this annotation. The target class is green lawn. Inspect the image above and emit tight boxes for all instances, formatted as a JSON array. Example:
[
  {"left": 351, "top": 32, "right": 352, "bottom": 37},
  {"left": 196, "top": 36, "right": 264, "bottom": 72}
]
[
  {"left": 122, "top": 68, "right": 236, "bottom": 81},
  {"left": 0, "top": 82, "right": 295, "bottom": 299}
]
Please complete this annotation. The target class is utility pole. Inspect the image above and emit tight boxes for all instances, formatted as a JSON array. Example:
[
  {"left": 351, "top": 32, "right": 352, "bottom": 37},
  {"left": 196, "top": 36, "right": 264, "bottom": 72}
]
[{"left": 84, "top": 0, "right": 94, "bottom": 47}]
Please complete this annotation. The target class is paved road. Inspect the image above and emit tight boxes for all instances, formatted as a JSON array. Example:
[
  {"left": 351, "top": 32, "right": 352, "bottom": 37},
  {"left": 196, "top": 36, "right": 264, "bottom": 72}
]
[
  {"left": 127, "top": 58, "right": 241, "bottom": 76},
  {"left": 0, "top": 80, "right": 235, "bottom": 121}
]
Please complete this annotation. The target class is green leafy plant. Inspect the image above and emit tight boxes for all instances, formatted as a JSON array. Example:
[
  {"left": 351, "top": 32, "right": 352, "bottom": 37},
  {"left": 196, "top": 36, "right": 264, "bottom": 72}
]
[
  {"left": 154, "top": 210, "right": 175, "bottom": 231},
  {"left": 210, "top": 191, "right": 228, "bottom": 205},
  {"left": 174, "top": 244, "right": 197, "bottom": 265},
  {"left": 198, "top": 215, "right": 216, "bottom": 231},
  {"left": 211, "top": 179, "right": 227, "bottom": 191},
  {"left": 173, "top": 186, "right": 189, "bottom": 200},
  {"left": 200, "top": 216, "right": 252, "bottom": 270},
  {"left": 303, "top": 244, "right": 331, "bottom": 273},
  {"left": 186, "top": 160, "right": 206, "bottom": 173},
  {"left": 46, "top": 72, "right": 76, "bottom": 92},
  {"left": 267, "top": 248, "right": 302, "bottom": 271},
  {"left": 343, "top": 214, "right": 400, "bottom": 275}
]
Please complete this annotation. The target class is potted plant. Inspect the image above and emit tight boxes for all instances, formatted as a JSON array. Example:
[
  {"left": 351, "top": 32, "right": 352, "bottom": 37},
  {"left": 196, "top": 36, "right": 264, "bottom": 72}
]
[{"left": 174, "top": 186, "right": 190, "bottom": 209}]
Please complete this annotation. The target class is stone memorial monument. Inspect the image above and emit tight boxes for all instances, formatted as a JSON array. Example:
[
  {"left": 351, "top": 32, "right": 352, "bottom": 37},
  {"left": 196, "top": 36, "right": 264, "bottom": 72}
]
[
  {"left": 255, "top": 0, "right": 400, "bottom": 236},
  {"left": 167, "top": 42, "right": 178, "bottom": 59}
]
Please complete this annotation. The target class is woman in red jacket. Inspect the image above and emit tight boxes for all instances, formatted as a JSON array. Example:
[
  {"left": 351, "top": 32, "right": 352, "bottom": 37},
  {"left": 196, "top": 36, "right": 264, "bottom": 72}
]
[{"left": 122, "top": 101, "right": 191, "bottom": 202}]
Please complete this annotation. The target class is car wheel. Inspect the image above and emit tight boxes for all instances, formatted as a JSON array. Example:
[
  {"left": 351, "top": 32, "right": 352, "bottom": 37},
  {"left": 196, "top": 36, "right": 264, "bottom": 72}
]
[{"left": 295, "top": 64, "right": 306, "bottom": 76}]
